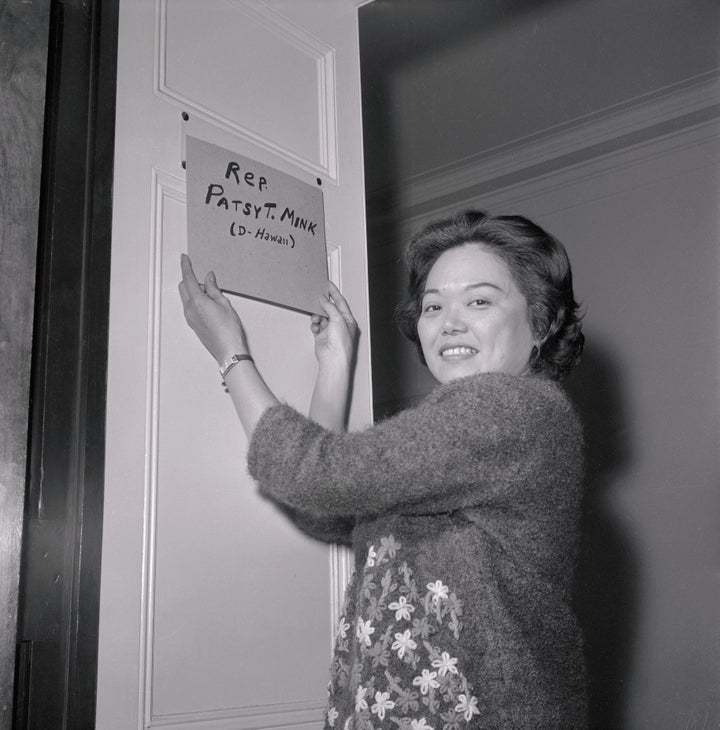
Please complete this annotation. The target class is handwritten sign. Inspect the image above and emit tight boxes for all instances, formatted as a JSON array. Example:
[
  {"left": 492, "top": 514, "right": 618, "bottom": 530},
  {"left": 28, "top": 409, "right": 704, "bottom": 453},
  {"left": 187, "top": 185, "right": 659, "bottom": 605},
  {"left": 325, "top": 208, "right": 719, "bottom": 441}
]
[{"left": 186, "top": 136, "right": 327, "bottom": 314}]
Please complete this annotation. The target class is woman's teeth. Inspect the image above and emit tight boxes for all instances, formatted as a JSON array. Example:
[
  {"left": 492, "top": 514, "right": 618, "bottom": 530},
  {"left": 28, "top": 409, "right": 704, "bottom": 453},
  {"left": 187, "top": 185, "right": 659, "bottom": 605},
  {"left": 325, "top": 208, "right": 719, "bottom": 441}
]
[{"left": 441, "top": 346, "right": 478, "bottom": 358}]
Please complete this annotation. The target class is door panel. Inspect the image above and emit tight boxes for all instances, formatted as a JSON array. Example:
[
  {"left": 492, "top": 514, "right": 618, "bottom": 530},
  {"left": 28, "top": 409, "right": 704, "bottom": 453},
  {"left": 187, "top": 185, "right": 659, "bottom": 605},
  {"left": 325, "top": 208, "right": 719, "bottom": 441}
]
[
  {"left": 162, "top": 0, "right": 334, "bottom": 175},
  {"left": 97, "top": 2, "right": 370, "bottom": 728}
]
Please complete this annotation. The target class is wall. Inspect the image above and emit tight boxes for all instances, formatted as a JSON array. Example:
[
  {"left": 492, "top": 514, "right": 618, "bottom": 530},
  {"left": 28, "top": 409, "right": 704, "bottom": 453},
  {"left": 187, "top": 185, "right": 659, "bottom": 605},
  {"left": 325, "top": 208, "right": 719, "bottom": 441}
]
[
  {"left": 360, "top": 0, "right": 720, "bottom": 189},
  {"left": 534, "top": 131, "right": 719, "bottom": 729}
]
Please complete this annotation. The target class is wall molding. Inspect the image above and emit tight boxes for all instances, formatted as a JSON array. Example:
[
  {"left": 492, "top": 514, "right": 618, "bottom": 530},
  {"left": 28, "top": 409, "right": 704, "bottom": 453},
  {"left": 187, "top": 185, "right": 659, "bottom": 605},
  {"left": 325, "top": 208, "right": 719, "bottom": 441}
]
[
  {"left": 400, "top": 115, "right": 720, "bottom": 233},
  {"left": 329, "top": 544, "right": 353, "bottom": 649},
  {"left": 368, "top": 69, "right": 720, "bottom": 221},
  {"left": 147, "top": 698, "right": 325, "bottom": 729},
  {"left": 141, "top": 168, "right": 179, "bottom": 729},
  {"left": 155, "top": 0, "right": 338, "bottom": 181}
]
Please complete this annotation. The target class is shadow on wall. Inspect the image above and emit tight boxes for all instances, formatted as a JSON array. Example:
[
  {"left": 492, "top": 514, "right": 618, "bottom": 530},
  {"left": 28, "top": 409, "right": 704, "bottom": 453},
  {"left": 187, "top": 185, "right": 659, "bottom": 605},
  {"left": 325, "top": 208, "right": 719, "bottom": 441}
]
[{"left": 566, "top": 338, "right": 638, "bottom": 730}]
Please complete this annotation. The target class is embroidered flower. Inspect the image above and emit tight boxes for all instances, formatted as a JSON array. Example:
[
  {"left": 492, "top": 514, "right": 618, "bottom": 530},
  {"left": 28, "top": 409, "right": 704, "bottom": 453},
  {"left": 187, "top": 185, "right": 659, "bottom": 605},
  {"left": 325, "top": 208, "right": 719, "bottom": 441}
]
[
  {"left": 394, "top": 685, "right": 420, "bottom": 712},
  {"left": 412, "top": 668, "right": 440, "bottom": 695},
  {"left": 411, "top": 720, "right": 434, "bottom": 730},
  {"left": 367, "top": 639, "right": 390, "bottom": 668},
  {"left": 355, "top": 685, "right": 369, "bottom": 712},
  {"left": 366, "top": 545, "right": 377, "bottom": 567},
  {"left": 412, "top": 615, "right": 432, "bottom": 639},
  {"left": 431, "top": 651, "right": 458, "bottom": 677},
  {"left": 380, "top": 535, "right": 401, "bottom": 557},
  {"left": 426, "top": 580, "right": 449, "bottom": 602},
  {"left": 391, "top": 629, "right": 417, "bottom": 658},
  {"left": 388, "top": 595, "right": 415, "bottom": 621},
  {"left": 356, "top": 618, "right": 375, "bottom": 647},
  {"left": 454, "top": 693, "right": 480, "bottom": 721},
  {"left": 371, "top": 690, "right": 395, "bottom": 720},
  {"left": 327, "top": 706, "right": 339, "bottom": 727},
  {"left": 380, "top": 569, "right": 395, "bottom": 592},
  {"left": 336, "top": 617, "right": 350, "bottom": 640}
]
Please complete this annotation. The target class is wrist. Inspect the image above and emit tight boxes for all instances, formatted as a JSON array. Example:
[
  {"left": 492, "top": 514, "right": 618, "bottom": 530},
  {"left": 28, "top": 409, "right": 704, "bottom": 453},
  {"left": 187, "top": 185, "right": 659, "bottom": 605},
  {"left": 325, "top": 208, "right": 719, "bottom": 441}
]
[
  {"left": 219, "top": 352, "right": 254, "bottom": 385},
  {"left": 317, "top": 349, "right": 353, "bottom": 372},
  {"left": 215, "top": 342, "right": 249, "bottom": 368},
  {"left": 317, "top": 358, "right": 352, "bottom": 382}
]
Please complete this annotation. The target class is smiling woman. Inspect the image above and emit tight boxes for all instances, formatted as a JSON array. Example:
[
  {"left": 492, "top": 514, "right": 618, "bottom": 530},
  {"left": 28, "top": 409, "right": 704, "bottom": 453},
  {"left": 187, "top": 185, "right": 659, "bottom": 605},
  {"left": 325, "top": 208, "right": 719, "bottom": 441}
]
[
  {"left": 416, "top": 244, "right": 536, "bottom": 383},
  {"left": 180, "top": 207, "right": 588, "bottom": 727},
  {"left": 397, "top": 209, "right": 584, "bottom": 382}
]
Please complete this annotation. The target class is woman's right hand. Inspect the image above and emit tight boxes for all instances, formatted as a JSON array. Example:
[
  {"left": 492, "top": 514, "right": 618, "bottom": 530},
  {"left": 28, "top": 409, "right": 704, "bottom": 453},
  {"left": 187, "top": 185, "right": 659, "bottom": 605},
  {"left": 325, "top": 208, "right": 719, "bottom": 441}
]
[
  {"left": 178, "top": 254, "right": 249, "bottom": 365},
  {"left": 310, "top": 281, "right": 358, "bottom": 372},
  {"left": 308, "top": 282, "right": 358, "bottom": 431}
]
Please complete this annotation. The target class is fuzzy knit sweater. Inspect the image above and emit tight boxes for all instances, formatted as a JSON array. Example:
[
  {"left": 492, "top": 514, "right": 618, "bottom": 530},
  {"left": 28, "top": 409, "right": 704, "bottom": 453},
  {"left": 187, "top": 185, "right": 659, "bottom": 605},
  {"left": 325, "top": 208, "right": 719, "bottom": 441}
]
[{"left": 247, "top": 372, "right": 587, "bottom": 729}]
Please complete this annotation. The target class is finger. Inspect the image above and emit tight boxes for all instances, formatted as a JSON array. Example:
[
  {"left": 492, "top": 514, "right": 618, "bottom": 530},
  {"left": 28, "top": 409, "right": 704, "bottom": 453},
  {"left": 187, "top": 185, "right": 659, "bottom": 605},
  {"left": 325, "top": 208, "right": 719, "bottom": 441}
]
[
  {"left": 178, "top": 282, "right": 197, "bottom": 324},
  {"left": 178, "top": 280, "right": 189, "bottom": 304},
  {"left": 326, "top": 280, "right": 344, "bottom": 301},
  {"left": 180, "top": 254, "right": 203, "bottom": 296},
  {"left": 204, "top": 271, "right": 225, "bottom": 302},
  {"left": 318, "top": 293, "right": 341, "bottom": 321},
  {"left": 327, "top": 281, "right": 355, "bottom": 324},
  {"left": 310, "top": 311, "right": 327, "bottom": 333}
]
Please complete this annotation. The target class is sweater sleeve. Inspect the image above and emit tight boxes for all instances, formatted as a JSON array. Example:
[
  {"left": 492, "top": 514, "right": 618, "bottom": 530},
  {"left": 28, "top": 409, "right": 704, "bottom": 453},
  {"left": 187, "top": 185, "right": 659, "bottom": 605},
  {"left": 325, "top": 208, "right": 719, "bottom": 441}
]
[
  {"left": 274, "top": 507, "right": 354, "bottom": 546},
  {"left": 247, "top": 373, "right": 581, "bottom": 519}
]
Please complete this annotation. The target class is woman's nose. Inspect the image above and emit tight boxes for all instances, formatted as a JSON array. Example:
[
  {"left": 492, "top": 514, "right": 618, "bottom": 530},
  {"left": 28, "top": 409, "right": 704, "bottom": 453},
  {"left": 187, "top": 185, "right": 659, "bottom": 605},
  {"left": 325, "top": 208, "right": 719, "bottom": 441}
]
[{"left": 442, "top": 308, "right": 468, "bottom": 335}]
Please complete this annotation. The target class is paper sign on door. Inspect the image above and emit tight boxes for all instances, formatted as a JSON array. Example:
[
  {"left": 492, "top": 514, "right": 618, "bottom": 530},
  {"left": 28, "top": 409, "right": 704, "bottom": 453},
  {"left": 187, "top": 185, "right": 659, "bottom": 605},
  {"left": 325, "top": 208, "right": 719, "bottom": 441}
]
[{"left": 186, "top": 136, "right": 327, "bottom": 315}]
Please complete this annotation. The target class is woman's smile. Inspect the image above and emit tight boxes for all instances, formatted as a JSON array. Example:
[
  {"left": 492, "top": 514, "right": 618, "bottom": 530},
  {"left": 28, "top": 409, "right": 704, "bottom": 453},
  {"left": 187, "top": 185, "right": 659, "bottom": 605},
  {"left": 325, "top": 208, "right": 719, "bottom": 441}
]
[{"left": 440, "top": 345, "right": 479, "bottom": 359}]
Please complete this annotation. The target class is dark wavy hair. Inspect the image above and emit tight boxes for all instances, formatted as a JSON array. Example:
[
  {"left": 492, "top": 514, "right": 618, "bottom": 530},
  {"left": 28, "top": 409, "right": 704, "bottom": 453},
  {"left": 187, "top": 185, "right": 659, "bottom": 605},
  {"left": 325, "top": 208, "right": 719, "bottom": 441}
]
[{"left": 395, "top": 209, "right": 584, "bottom": 380}]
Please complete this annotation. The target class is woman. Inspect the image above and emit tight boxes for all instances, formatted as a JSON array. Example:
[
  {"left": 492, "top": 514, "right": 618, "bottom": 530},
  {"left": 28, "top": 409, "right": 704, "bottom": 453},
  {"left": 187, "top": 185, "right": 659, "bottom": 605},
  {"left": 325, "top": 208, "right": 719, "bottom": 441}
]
[{"left": 179, "top": 209, "right": 587, "bottom": 728}]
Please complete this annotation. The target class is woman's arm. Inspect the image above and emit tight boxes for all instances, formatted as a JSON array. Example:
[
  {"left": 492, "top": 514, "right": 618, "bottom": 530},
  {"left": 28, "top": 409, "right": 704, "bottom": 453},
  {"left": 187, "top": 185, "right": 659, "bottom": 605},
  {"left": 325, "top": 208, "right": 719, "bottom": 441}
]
[
  {"left": 178, "top": 254, "right": 356, "bottom": 437},
  {"left": 248, "top": 374, "right": 583, "bottom": 519}
]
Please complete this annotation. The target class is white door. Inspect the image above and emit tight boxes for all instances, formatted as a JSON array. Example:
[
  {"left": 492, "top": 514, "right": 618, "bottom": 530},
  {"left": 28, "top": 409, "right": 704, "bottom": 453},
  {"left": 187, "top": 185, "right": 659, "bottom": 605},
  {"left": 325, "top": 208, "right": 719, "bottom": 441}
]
[{"left": 96, "top": 2, "right": 372, "bottom": 728}]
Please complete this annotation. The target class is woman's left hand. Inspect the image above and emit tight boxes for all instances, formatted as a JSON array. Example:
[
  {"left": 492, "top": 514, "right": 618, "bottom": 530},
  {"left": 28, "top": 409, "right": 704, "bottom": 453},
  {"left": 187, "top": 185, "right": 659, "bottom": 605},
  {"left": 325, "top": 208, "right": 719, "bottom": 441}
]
[
  {"left": 178, "top": 254, "right": 249, "bottom": 365},
  {"left": 311, "top": 281, "right": 358, "bottom": 371}
]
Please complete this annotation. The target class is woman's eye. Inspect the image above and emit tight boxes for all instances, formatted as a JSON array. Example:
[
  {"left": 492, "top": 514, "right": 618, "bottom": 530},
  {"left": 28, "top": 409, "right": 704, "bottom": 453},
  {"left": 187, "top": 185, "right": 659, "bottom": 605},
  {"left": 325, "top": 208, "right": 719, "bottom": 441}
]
[
  {"left": 422, "top": 303, "right": 441, "bottom": 313},
  {"left": 469, "top": 298, "right": 489, "bottom": 307}
]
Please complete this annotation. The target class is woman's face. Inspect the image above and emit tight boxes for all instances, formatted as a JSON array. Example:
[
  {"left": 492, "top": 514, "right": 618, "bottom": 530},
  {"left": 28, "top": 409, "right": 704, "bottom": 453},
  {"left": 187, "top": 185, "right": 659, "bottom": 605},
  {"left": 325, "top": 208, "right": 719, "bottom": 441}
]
[{"left": 417, "top": 243, "right": 536, "bottom": 384}]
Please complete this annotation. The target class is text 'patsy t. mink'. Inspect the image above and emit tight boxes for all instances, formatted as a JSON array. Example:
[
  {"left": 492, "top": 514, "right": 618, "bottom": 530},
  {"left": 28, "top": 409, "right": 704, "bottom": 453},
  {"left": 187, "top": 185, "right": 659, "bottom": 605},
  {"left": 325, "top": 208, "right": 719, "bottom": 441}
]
[{"left": 203, "top": 161, "right": 319, "bottom": 249}]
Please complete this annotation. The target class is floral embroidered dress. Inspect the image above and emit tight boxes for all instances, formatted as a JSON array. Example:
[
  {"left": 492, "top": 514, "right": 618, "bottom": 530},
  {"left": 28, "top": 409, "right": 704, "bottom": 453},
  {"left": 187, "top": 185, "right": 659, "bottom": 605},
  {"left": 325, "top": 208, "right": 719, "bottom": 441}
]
[
  {"left": 328, "top": 532, "right": 481, "bottom": 729},
  {"left": 247, "top": 373, "right": 588, "bottom": 729}
]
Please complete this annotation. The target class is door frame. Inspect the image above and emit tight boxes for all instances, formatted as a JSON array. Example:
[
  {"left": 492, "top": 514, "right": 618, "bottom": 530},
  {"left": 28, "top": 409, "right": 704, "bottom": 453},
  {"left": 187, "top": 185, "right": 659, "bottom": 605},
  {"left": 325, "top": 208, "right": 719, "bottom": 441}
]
[
  {"left": 0, "top": 1, "right": 50, "bottom": 726},
  {"left": 10, "top": 0, "right": 118, "bottom": 726}
]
